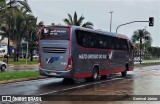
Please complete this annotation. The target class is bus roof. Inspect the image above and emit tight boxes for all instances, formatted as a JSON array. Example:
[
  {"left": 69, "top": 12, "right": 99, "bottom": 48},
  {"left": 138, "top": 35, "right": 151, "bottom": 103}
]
[
  {"left": 72, "top": 26, "right": 129, "bottom": 40},
  {"left": 42, "top": 25, "right": 129, "bottom": 40}
]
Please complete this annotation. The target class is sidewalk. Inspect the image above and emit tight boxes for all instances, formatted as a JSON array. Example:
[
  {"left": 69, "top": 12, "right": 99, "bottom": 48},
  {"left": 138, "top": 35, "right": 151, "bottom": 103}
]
[{"left": 7, "top": 64, "right": 38, "bottom": 71}]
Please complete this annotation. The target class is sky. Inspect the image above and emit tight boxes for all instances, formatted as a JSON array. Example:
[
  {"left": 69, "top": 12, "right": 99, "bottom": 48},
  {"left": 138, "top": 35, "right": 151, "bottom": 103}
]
[{"left": 28, "top": 0, "right": 160, "bottom": 47}]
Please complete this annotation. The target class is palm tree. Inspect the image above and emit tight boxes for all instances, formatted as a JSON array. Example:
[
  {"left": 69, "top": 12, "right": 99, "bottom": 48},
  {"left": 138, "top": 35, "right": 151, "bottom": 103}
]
[
  {"left": 13, "top": 11, "right": 37, "bottom": 61},
  {"left": 131, "top": 29, "right": 152, "bottom": 58},
  {"left": 63, "top": 12, "right": 93, "bottom": 29},
  {"left": 0, "top": 0, "right": 33, "bottom": 61},
  {"left": 0, "top": 0, "right": 31, "bottom": 26},
  {"left": 0, "top": 0, "right": 32, "bottom": 41}
]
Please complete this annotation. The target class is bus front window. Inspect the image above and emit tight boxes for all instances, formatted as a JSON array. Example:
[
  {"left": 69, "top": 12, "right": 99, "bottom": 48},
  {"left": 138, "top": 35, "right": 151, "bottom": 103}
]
[{"left": 40, "top": 27, "right": 69, "bottom": 40}]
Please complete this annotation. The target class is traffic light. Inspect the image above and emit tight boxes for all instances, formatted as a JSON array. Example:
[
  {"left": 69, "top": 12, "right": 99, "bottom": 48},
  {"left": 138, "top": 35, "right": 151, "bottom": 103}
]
[{"left": 149, "top": 17, "right": 154, "bottom": 26}]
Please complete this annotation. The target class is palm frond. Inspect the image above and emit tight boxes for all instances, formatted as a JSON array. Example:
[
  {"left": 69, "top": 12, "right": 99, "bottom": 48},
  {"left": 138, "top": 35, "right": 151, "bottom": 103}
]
[
  {"left": 6, "top": 0, "right": 31, "bottom": 12},
  {"left": 63, "top": 18, "right": 71, "bottom": 25},
  {"left": 82, "top": 22, "right": 93, "bottom": 29},
  {"left": 16, "top": 0, "right": 31, "bottom": 12},
  {"left": 73, "top": 11, "right": 77, "bottom": 25},
  {"left": 63, "top": 11, "right": 94, "bottom": 28},
  {"left": 77, "top": 15, "right": 84, "bottom": 26},
  {"left": 67, "top": 13, "right": 73, "bottom": 24}
]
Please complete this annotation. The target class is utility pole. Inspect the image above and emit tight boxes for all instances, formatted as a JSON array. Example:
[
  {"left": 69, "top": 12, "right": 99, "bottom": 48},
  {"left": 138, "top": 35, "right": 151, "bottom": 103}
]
[
  {"left": 139, "top": 37, "right": 142, "bottom": 64},
  {"left": 109, "top": 11, "right": 113, "bottom": 32}
]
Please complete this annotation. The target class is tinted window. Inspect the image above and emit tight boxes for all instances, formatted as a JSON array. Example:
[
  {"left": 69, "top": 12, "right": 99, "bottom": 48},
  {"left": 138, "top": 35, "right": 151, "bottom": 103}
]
[
  {"left": 76, "top": 30, "right": 128, "bottom": 50},
  {"left": 41, "top": 27, "right": 69, "bottom": 40}
]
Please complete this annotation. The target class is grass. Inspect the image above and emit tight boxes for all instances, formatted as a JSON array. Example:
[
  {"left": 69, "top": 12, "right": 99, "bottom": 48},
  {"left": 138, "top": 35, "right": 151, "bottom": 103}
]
[
  {"left": 134, "top": 62, "right": 160, "bottom": 67},
  {"left": 0, "top": 71, "right": 40, "bottom": 81},
  {"left": 0, "top": 57, "right": 38, "bottom": 65},
  {"left": 143, "top": 58, "right": 160, "bottom": 60},
  {"left": 9, "top": 58, "right": 38, "bottom": 65}
]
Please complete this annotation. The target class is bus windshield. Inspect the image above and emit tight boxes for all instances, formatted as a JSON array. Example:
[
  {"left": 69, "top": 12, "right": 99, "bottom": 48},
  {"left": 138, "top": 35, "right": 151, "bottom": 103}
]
[{"left": 41, "top": 27, "right": 69, "bottom": 40}]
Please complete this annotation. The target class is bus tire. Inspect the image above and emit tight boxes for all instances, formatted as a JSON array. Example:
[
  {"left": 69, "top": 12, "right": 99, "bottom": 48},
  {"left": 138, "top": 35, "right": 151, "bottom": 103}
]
[
  {"left": 121, "top": 64, "right": 128, "bottom": 76},
  {"left": 1, "top": 64, "right": 6, "bottom": 71},
  {"left": 85, "top": 67, "right": 99, "bottom": 81}
]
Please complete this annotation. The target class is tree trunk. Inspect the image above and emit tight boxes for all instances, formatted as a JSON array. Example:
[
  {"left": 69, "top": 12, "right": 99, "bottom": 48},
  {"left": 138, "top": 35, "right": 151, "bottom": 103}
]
[
  {"left": 30, "top": 48, "right": 33, "bottom": 61},
  {"left": 14, "top": 48, "right": 19, "bottom": 61}
]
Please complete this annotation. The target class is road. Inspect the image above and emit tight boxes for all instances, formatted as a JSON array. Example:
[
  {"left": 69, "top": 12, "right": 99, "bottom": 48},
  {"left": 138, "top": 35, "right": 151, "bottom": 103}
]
[{"left": 1, "top": 65, "right": 160, "bottom": 104}]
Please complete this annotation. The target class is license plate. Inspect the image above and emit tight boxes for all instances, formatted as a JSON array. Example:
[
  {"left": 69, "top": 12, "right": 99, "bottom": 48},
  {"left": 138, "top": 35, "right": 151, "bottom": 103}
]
[{"left": 49, "top": 72, "right": 57, "bottom": 75}]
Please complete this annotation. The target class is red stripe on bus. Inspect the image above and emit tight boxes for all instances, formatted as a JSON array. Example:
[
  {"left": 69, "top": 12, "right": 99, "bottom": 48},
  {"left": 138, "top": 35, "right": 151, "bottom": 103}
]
[
  {"left": 74, "top": 73, "right": 92, "bottom": 78},
  {"left": 74, "top": 68, "right": 125, "bottom": 78},
  {"left": 99, "top": 68, "right": 124, "bottom": 75}
]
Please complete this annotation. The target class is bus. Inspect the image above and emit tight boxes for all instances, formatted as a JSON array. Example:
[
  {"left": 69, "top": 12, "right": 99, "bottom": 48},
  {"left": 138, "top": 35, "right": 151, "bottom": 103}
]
[{"left": 39, "top": 25, "right": 134, "bottom": 81}]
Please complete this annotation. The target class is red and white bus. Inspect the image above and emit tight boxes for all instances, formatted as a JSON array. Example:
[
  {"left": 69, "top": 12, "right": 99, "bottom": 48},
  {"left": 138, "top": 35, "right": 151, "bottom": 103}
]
[{"left": 39, "top": 25, "right": 134, "bottom": 81}]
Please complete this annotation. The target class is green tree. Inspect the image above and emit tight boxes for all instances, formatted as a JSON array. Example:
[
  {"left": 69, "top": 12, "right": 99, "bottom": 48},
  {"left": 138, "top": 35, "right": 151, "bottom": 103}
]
[
  {"left": 13, "top": 11, "right": 37, "bottom": 61},
  {"left": 131, "top": 29, "right": 152, "bottom": 57},
  {"left": 63, "top": 11, "right": 93, "bottom": 29},
  {"left": 0, "top": 0, "right": 33, "bottom": 61},
  {"left": 24, "top": 20, "right": 44, "bottom": 61},
  {"left": 0, "top": 0, "right": 32, "bottom": 40}
]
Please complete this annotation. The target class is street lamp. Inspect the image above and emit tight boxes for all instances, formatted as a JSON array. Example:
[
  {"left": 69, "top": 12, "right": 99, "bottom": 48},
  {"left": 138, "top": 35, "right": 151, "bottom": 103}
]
[{"left": 109, "top": 11, "right": 113, "bottom": 32}]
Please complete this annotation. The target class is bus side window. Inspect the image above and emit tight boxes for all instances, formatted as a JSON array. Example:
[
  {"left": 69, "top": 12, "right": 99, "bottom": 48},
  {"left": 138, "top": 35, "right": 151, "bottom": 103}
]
[
  {"left": 116, "top": 39, "right": 119, "bottom": 49},
  {"left": 84, "top": 32, "right": 89, "bottom": 48},
  {"left": 41, "top": 29, "right": 44, "bottom": 39},
  {"left": 111, "top": 37, "right": 115, "bottom": 49},
  {"left": 95, "top": 35, "right": 100, "bottom": 48},
  {"left": 88, "top": 34, "right": 94, "bottom": 48},
  {"left": 99, "top": 35, "right": 103, "bottom": 48},
  {"left": 76, "top": 30, "right": 84, "bottom": 47}
]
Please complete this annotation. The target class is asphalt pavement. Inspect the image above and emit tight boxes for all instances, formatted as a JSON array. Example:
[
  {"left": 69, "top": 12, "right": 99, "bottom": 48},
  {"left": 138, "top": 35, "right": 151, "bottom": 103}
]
[{"left": 1, "top": 65, "right": 160, "bottom": 104}]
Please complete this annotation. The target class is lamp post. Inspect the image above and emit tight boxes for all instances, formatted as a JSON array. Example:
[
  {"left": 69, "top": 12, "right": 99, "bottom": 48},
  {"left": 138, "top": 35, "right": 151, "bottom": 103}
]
[
  {"left": 109, "top": 11, "right": 113, "bottom": 32},
  {"left": 143, "top": 26, "right": 147, "bottom": 58}
]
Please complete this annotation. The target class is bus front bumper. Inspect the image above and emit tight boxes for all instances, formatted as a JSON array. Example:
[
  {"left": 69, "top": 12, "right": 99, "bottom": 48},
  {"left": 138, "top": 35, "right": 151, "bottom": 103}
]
[{"left": 39, "top": 68, "right": 73, "bottom": 78}]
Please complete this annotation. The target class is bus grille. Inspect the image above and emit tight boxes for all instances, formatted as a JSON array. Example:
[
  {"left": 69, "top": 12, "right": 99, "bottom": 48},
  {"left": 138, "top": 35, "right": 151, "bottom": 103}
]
[{"left": 42, "top": 47, "right": 67, "bottom": 53}]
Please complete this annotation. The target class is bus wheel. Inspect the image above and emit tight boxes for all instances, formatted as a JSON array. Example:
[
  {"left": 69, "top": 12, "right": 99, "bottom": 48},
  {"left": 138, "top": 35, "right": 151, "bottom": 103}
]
[
  {"left": 85, "top": 67, "right": 99, "bottom": 81},
  {"left": 121, "top": 64, "right": 128, "bottom": 77}
]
